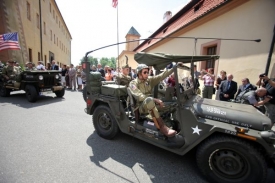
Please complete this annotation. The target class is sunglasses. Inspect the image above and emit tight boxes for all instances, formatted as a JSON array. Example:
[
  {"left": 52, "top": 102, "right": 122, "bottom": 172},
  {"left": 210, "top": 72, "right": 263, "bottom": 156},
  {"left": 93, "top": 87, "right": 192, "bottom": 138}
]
[{"left": 143, "top": 71, "right": 149, "bottom": 74}]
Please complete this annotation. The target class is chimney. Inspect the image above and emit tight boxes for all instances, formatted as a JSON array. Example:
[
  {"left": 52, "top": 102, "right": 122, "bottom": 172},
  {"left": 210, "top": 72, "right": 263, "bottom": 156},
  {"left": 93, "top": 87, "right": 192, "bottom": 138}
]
[{"left": 163, "top": 11, "right": 172, "bottom": 23}]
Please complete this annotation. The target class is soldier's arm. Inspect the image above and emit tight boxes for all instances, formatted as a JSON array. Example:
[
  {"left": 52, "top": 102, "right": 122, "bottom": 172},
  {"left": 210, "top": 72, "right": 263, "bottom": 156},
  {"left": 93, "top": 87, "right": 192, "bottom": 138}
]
[
  {"left": 115, "top": 75, "right": 121, "bottom": 85},
  {"left": 1, "top": 67, "right": 9, "bottom": 79},
  {"left": 128, "top": 81, "right": 147, "bottom": 102},
  {"left": 150, "top": 68, "right": 174, "bottom": 86}
]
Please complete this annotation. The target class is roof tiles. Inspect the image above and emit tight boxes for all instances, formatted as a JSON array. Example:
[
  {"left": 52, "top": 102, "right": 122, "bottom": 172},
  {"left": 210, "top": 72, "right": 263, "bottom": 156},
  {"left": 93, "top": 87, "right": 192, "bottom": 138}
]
[{"left": 135, "top": 0, "right": 227, "bottom": 52}]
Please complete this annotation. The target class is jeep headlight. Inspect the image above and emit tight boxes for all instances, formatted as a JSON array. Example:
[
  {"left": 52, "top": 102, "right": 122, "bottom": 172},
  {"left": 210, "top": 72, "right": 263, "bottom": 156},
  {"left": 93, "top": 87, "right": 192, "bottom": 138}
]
[
  {"left": 39, "top": 75, "right": 43, "bottom": 80},
  {"left": 55, "top": 74, "right": 59, "bottom": 79}
]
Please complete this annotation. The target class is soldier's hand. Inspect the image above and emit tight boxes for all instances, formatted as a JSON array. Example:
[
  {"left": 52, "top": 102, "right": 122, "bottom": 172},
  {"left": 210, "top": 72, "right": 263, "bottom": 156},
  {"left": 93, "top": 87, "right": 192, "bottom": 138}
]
[{"left": 155, "top": 98, "right": 164, "bottom": 108}]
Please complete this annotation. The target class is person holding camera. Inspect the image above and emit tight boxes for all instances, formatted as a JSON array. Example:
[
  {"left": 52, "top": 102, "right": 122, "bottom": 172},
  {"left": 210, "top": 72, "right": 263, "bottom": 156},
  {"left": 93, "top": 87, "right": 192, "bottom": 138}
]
[
  {"left": 256, "top": 74, "right": 275, "bottom": 125},
  {"left": 200, "top": 68, "right": 215, "bottom": 99}
]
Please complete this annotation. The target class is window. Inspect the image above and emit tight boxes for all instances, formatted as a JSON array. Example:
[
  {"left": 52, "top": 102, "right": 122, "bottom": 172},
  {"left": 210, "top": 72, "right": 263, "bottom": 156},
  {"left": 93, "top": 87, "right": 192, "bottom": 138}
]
[
  {"left": 56, "top": 16, "right": 58, "bottom": 24},
  {"left": 43, "top": 22, "right": 46, "bottom": 34},
  {"left": 49, "top": 3, "right": 51, "bottom": 12},
  {"left": 206, "top": 46, "right": 217, "bottom": 69},
  {"left": 44, "top": 55, "right": 47, "bottom": 63},
  {"left": 50, "top": 30, "right": 52, "bottom": 41},
  {"left": 53, "top": 10, "right": 55, "bottom": 18},
  {"left": 27, "top": 2, "right": 31, "bottom": 20},
  {"left": 54, "top": 34, "right": 55, "bottom": 44},
  {"left": 59, "top": 21, "right": 60, "bottom": 28},
  {"left": 29, "top": 48, "right": 32, "bottom": 62},
  {"left": 36, "top": 13, "right": 40, "bottom": 29},
  {"left": 38, "top": 52, "right": 41, "bottom": 61}
]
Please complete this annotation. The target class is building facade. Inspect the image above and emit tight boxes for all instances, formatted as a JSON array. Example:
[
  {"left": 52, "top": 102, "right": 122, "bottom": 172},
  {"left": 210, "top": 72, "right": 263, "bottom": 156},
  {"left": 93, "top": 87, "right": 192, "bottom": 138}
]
[
  {"left": 0, "top": 0, "right": 72, "bottom": 67},
  {"left": 134, "top": 0, "right": 275, "bottom": 85},
  {"left": 117, "top": 26, "right": 140, "bottom": 70}
]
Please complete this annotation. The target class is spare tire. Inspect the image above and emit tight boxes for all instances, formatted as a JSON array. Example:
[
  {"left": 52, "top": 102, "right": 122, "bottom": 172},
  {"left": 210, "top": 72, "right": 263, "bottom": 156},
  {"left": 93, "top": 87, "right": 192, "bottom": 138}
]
[{"left": 82, "top": 86, "right": 87, "bottom": 102}]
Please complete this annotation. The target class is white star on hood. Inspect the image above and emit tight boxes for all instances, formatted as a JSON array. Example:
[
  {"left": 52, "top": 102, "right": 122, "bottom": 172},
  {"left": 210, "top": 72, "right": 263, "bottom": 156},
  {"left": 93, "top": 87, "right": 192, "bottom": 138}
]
[{"left": 192, "top": 125, "right": 202, "bottom": 135}]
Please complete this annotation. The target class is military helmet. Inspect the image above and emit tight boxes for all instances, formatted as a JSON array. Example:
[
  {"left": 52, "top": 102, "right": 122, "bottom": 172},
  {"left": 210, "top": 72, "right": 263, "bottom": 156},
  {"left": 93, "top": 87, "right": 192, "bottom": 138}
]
[{"left": 136, "top": 64, "right": 149, "bottom": 74}]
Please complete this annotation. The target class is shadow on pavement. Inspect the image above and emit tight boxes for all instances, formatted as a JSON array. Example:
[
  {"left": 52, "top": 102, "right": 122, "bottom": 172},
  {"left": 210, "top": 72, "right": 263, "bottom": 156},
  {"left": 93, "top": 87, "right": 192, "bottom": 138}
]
[
  {"left": 0, "top": 91, "right": 65, "bottom": 109},
  {"left": 86, "top": 132, "right": 207, "bottom": 183}
]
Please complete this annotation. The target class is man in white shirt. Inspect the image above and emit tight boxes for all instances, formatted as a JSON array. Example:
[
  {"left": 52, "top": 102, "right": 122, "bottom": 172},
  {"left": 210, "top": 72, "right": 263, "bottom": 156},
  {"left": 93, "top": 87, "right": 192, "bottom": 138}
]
[{"left": 36, "top": 61, "right": 45, "bottom": 70}]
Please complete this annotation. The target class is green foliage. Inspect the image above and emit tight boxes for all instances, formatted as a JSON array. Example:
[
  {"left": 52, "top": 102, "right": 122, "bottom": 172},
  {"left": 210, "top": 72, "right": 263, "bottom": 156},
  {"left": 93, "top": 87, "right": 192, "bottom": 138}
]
[
  {"left": 80, "top": 56, "right": 116, "bottom": 68},
  {"left": 80, "top": 56, "right": 98, "bottom": 67}
]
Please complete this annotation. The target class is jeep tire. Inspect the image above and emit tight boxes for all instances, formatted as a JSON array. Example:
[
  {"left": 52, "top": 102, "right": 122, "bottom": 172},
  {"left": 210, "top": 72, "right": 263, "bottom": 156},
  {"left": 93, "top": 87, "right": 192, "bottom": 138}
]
[
  {"left": 55, "top": 88, "right": 65, "bottom": 98},
  {"left": 25, "top": 85, "right": 38, "bottom": 102},
  {"left": 196, "top": 135, "right": 267, "bottom": 183},
  {"left": 0, "top": 83, "right": 10, "bottom": 97},
  {"left": 93, "top": 105, "right": 119, "bottom": 139}
]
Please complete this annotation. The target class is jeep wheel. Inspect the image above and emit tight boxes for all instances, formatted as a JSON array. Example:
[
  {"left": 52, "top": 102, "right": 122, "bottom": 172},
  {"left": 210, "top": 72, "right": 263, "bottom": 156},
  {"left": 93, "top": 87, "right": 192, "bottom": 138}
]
[
  {"left": 55, "top": 88, "right": 65, "bottom": 98},
  {"left": 196, "top": 135, "right": 267, "bottom": 183},
  {"left": 82, "top": 86, "right": 87, "bottom": 102},
  {"left": 93, "top": 105, "right": 119, "bottom": 139},
  {"left": 25, "top": 85, "right": 38, "bottom": 102},
  {"left": 0, "top": 83, "right": 10, "bottom": 97}
]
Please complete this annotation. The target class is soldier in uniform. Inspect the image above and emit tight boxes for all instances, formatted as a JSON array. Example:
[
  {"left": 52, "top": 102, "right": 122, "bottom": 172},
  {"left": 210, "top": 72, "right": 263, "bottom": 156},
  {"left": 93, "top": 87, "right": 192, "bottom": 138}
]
[
  {"left": 128, "top": 63, "right": 177, "bottom": 137},
  {"left": 115, "top": 63, "right": 131, "bottom": 86},
  {"left": 2, "top": 60, "right": 21, "bottom": 81},
  {"left": 25, "top": 62, "right": 37, "bottom": 71}
]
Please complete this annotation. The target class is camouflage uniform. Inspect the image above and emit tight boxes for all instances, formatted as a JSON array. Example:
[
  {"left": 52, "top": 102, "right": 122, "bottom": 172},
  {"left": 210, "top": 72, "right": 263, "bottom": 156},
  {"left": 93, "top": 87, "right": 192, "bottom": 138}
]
[
  {"left": 2, "top": 63, "right": 21, "bottom": 81},
  {"left": 25, "top": 62, "right": 37, "bottom": 71},
  {"left": 116, "top": 62, "right": 131, "bottom": 86},
  {"left": 116, "top": 73, "right": 131, "bottom": 86},
  {"left": 129, "top": 68, "right": 173, "bottom": 118}
]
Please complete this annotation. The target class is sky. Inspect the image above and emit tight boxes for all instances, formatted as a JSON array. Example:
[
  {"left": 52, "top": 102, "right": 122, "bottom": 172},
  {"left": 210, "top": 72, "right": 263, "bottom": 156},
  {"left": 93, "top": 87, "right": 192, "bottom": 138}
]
[{"left": 55, "top": 0, "right": 189, "bottom": 65}]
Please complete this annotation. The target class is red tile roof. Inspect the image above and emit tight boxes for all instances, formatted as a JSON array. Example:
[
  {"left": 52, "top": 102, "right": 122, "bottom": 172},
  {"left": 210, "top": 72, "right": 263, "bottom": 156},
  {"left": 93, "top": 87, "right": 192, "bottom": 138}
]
[{"left": 134, "top": 0, "right": 228, "bottom": 52}]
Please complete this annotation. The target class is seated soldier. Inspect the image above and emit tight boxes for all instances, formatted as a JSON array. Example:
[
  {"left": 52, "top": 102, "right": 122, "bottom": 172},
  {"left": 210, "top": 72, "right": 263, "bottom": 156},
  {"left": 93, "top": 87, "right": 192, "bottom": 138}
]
[
  {"left": 25, "top": 62, "right": 37, "bottom": 71},
  {"left": 1, "top": 60, "right": 21, "bottom": 88},
  {"left": 128, "top": 64, "right": 178, "bottom": 137},
  {"left": 115, "top": 63, "right": 131, "bottom": 86}
]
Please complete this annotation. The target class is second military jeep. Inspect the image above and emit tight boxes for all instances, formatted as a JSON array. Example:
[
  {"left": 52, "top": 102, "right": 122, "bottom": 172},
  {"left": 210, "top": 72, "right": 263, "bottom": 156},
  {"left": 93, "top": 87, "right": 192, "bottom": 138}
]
[
  {"left": 0, "top": 70, "right": 65, "bottom": 102},
  {"left": 84, "top": 52, "right": 275, "bottom": 183}
]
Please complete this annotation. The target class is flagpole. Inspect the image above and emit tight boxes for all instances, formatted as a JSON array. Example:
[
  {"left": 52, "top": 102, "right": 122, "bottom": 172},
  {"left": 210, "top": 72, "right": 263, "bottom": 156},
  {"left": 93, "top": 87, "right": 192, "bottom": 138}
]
[{"left": 116, "top": 2, "right": 119, "bottom": 70}]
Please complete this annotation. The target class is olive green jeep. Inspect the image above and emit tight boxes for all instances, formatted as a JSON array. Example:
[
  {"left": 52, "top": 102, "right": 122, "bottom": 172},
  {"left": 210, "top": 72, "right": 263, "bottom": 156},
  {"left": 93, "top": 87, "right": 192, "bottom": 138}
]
[
  {"left": 0, "top": 70, "right": 65, "bottom": 102},
  {"left": 83, "top": 52, "right": 275, "bottom": 183}
]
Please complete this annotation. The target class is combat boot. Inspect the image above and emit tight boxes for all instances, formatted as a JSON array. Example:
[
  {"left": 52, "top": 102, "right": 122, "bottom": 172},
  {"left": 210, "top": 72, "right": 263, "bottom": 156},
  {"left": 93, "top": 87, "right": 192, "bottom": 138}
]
[{"left": 157, "top": 117, "right": 176, "bottom": 137}]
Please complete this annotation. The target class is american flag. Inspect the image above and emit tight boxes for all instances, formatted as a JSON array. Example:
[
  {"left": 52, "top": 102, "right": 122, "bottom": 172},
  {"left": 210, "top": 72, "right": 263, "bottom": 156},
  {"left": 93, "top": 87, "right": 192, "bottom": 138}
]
[
  {"left": 112, "top": 0, "right": 118, "bottom": 8},
  {"left": 0, "top": 32, "right": 21, "bottom": 51}
]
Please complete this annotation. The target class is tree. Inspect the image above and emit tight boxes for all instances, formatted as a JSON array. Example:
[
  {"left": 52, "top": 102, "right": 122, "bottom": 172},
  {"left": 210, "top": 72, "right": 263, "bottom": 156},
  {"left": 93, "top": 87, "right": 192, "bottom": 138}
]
[
  {"left": 99, "top": 57, "right": 116, "bottom": 68},
  {"left": 80, "top": 56, "right": 98, "bottom": 66},
  {"left": 80, "top": 56, "right": 117, "bottom": 69}
]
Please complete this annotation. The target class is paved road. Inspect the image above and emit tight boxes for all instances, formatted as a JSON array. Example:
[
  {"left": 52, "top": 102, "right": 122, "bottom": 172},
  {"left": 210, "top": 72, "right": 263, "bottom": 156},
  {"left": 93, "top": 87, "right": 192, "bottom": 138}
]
[{"left": 0, "top": 90, "right": 274, "bottom": 183}]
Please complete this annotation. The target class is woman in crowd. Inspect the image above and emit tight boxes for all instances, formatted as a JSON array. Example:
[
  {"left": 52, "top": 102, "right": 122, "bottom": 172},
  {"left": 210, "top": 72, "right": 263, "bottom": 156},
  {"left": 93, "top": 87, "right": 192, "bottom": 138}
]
[
  {"left": 200, "top": 68, "right": 215, "bottom": 99},
  {"left": 46, "top": 62, "right": 51, "bottom": 70},
  {"left": 105, "top": 68, "right": 113, "bottom": 81},
  {"left": 215, "top": 70, "right": 227, "bottom": 100},
  {"left": 65, "top": 65, "right": 70, "bottom": 88},
  {"left": 61, "top": 64, "right": 67, "bottom": 87},
  {"left": 81, "top": 69, "right": 86, "bottom": 88},
  {"left": 76, "top": 65, "right": 83, "bottom": 90}
]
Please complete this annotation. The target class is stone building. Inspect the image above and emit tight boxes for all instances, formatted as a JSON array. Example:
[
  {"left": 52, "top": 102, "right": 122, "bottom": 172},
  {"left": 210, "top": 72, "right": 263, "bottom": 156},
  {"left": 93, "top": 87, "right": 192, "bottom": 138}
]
[{"left": 0, "top": 0, "right": 72, "bottom": 67}]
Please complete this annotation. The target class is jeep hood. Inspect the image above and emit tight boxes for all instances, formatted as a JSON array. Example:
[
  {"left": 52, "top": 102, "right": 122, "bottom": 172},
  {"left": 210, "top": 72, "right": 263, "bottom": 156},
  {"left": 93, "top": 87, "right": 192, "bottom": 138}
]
[
  {"left": 134, "top": 52, "right": 219, "bottom": 70},
  {"left": 193, "top": 98, "right": 272, "bottom": 131}
]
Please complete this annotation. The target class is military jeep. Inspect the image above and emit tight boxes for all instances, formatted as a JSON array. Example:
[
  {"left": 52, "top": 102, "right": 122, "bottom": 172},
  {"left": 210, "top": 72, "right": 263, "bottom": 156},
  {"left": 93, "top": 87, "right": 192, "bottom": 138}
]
[
  {"left": 0, "top": 70, "right": 65, "bottom": 102},
  {"left": 84, "top": 52, "right": 275, "bottom": 183}
]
